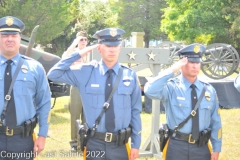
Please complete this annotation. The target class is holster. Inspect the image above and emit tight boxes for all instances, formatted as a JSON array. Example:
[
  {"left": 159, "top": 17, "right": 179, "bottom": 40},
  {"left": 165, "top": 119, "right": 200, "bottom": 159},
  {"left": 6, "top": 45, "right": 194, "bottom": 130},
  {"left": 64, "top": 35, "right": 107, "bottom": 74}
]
[
  {"left": 198, "top": 128, "right": 211, "bottom": 146},
  {"left": 159, "top": 123, "right": 169, "bottom": 152},
  {"left": 116, "top": 126, "right": 132, "bottom": 146},
  {"left": 22, "top": 115, "right": 38, "bottom": 138},
  {"left": 76, "top": 120, "right": 89, "bottom": 151}
]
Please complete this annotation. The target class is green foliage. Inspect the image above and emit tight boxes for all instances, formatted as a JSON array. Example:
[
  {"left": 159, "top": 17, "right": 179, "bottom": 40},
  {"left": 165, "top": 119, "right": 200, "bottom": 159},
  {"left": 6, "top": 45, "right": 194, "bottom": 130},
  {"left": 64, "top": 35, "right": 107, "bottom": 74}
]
[
  {"left": 0, "top": 0, "right": 73, "bottom": 46},
  {"left": 113, "top": 0, "right": 167, "bottom": 48}
]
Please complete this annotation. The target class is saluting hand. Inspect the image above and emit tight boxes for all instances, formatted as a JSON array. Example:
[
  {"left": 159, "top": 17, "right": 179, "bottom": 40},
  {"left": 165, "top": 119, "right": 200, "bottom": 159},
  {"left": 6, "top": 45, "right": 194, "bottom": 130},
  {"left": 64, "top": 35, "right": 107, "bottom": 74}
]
[
  {"left": 171, "top": 57, "right": 188, "bottom": 73},
  {"left": 78, "top": 44, "right": 99, "bottom": 58}
]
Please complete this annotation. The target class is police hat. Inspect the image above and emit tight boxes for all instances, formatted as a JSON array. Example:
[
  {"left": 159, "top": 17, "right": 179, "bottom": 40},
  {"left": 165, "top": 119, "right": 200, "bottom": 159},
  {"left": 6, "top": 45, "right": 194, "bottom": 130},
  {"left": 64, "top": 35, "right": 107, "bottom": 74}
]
[
  {"left": 0, "top": 16, "right": 25, "bottom": 35},
  {"left": 76, "top": 31, "right": 87, "bottom": 38},
  {"left": 92, "top": 28, "right": 125, "bottom": 46},
  {"left": 175, "top": 43, "right": 206, "bottom": 63}
]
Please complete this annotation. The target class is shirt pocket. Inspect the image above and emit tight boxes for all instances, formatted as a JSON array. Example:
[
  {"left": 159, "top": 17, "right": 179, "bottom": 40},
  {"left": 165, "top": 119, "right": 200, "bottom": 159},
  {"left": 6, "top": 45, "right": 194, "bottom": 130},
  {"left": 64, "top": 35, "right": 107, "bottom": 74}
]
[
  {"left": 14, "top": 75, "right": 35, "bottom": 96},
  {"left": 85, "top": 87, "right": 104, "bottom": 108},
  {"left": 200, "top": 101, "right": 213, "bottom": 126},
  {"left": 117, "top": 88, "right": 132, "bottom": 108},
  {"left": 172, "top": 99, "right": 190, "bottom": 121}
]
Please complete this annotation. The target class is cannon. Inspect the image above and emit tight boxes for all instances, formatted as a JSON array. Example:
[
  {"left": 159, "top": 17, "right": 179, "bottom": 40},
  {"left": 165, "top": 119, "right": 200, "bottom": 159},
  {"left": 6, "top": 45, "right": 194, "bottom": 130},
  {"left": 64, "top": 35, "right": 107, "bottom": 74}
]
[
  {"left": 20, "top": 26, "right": 69, "bottom": 108},
  {"left": 155, "top": 42, "right": 240, "bottom": 79}
]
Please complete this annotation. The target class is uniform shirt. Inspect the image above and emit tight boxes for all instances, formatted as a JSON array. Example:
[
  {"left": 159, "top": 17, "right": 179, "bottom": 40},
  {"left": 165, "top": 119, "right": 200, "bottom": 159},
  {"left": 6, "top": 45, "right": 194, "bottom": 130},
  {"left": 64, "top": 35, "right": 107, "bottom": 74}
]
[
  {"left": 234, "top": 74, "right": 240, "bottom": 92},
  {"left": 144, "top": 69, "right": 222, "bottom": 152},
  {"left": 47, "top": 52, "right": 142, "bottom": 149},
  {"left": 0, "top": 54, "right": 51, "bottom": 137}
]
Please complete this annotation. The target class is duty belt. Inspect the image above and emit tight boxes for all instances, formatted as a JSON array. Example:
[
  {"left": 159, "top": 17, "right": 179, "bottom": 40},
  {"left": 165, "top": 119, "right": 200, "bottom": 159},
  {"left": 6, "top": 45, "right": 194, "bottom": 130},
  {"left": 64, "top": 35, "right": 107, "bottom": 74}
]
[
  {"left": 0, "top": 125, "right": 23, "bottom": 136},
  {"left": 169, "top": 130, "right": 198, "bottom": 144},
  {"left": 92, "top": 131, "right": 118, "bottom": 142}
]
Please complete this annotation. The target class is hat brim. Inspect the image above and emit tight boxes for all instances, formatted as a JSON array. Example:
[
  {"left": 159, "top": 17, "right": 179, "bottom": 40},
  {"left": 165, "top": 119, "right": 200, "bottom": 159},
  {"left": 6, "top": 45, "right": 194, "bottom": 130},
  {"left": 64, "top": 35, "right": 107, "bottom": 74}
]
[
  {"left": 1, "top": 31, "right": 19, "bottom": 35},
  {"left": 101, "top": 40, "right": 121, "bottom": 46},
  {"left": 187, "top": 57, "right": 201, "bottom": 63}
]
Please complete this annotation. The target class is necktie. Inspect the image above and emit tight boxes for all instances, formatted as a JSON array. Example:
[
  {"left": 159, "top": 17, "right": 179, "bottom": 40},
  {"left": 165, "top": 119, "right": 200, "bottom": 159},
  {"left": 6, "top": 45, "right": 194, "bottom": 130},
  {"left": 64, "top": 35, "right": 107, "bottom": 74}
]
[
  {"left": 105, "top": 69, "right": 115, "bottom": 132},
  {"left": 4, "top": 60, "right": 17, "bottom": 128},
  {"left": 190, "top": 84, "right": 199, "bottom": 140}
]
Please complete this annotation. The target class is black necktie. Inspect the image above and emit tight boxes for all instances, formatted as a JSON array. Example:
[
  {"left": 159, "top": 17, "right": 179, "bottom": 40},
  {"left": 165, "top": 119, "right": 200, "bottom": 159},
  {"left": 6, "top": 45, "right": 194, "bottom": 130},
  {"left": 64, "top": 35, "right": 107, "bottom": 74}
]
[
  {"left": 4, "top": 60, "right": 17, "bottom": 128},
  {"left": 105, "top": 69, "right": 115, "bottom": 132},
  {"left": 190, "top": 84, "right": 199, "bottom": 140}
]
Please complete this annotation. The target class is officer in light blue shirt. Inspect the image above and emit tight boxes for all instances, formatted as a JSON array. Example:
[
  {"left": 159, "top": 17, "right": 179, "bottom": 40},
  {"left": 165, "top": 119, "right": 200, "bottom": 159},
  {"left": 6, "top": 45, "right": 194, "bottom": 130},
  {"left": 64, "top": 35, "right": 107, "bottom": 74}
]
[
  {"left": 144, "top": 44, "right": 222, "bottom": 160},
  {"left": 48, "top": 28, "right": 142, "bottom": 160},
  {"left": 0, "top": 16, "right": 51, "bottom": 159}
]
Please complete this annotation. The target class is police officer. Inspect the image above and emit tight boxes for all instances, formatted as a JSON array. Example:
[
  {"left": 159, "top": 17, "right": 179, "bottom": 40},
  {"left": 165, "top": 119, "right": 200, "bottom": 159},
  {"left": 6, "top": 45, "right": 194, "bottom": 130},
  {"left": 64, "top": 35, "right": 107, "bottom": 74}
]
[
  {"left": 144, "top": 44, "right": 222, "bottom": 160},
  {"left": 0, "top": 16, "right": 51, "bottom": 159},
  {"left": 48, "top": 28, "right": 142, "bottom": 160},
  {"left": 62, "top": 31, "right": 90, "bottom": 151}
]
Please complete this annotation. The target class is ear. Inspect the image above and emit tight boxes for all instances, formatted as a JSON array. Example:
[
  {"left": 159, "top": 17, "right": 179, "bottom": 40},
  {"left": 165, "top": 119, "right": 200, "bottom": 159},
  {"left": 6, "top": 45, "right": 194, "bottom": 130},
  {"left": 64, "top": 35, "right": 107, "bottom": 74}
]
[{"left": 97, "top": 44, "right": 101, "bottom": 53}]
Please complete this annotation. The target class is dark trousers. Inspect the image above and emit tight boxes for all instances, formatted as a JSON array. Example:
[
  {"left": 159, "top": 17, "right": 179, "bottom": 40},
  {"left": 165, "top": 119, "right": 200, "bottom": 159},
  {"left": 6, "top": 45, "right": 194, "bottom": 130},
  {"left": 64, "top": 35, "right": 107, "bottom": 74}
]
[
  {"left": 164, "top": 138, "right": 211, "bottom": 160},
  {"left": 0, "top": 134, "right": 34, "bottom": 160},
  {"left": 85, "top": 138, "right": 129, "bottom": 160}
]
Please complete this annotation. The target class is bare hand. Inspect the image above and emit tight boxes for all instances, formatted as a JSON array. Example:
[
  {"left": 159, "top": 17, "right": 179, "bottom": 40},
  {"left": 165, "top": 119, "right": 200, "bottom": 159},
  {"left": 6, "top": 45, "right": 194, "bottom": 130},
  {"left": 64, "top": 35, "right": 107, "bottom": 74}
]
[
  {"left": 211, "top": 152, "right": 220, "bottom": 160},
  {"left": 79, "top": 44, "right": 99, "bottom": 58},
  {"left": 34, "top": 136, "right": 46, "bottom": 157},
  {"left": 130, "top": 148, "right": 139, "bottom": 160},
  {"left": 171, "top": 57, "right": 188, "bottom": 73}
]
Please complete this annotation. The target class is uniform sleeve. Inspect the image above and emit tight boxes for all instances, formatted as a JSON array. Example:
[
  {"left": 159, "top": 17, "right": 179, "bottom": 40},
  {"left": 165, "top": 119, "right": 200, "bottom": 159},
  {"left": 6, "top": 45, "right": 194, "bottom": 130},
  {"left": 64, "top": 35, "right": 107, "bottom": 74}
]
[
  {"left": 210, "top": 89, "right": 222, "bottom": 152},
  {"left": 47, "top": 52, "right": 81, "bottom": 86},
  {"left": 35, "top": 65, "right": 51, "bottom": 137},
  {"left": 234, "top": 74, "right": 240, "bottom": 92},
  {"left": 144, "top": 69, "right": 174, "bottom": 100},
  {"left": 130, "top": 73, "right": 142, "bottom": 149}
]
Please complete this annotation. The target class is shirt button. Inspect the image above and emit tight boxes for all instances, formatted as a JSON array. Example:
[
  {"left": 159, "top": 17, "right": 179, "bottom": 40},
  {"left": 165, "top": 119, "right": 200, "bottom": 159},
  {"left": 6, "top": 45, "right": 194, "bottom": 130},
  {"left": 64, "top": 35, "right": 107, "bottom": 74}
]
[
  {"left": 179, "top": 104, "right": 182, "bottom": 107},
  {"left": 24, "top": 78, "right": 26, "bottom": 81}
]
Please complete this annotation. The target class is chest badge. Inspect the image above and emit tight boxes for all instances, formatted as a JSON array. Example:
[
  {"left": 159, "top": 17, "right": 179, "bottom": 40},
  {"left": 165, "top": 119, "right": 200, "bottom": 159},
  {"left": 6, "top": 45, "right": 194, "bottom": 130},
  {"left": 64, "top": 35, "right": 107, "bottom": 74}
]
[
  {"left": 123, "top": 76, "right": 130, "bottom": 86},
  {"left": 21, "top": 65, "right": 28, "bottom": 73},
  {"left": 205, "top": 91, "right": 211, "bottom": 101}
]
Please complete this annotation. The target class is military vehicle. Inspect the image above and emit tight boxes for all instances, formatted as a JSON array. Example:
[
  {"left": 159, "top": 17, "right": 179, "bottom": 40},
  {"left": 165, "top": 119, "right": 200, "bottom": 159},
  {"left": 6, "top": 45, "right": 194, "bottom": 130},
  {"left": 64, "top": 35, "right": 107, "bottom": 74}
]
[{"left": 20, "top": 26, "right": 68, "bottom": 108}]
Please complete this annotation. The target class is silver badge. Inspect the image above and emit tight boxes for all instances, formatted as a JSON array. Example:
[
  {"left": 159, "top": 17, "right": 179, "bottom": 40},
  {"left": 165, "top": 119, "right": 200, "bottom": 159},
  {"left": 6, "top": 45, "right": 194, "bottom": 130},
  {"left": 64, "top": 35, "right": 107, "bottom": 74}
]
[{"left": 21, "top": 65, "right": 28, "bottom": 73}]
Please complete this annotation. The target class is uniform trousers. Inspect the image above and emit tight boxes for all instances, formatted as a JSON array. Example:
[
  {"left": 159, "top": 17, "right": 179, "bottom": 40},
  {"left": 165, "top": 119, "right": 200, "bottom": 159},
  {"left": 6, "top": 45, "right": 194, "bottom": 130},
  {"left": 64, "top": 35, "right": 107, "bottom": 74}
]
[
  {"left": 84, "top": 138, "right": 130, "bottom": 160},
  {"left": 69, "top": 86, "right": 84, "bottom": 142},
  {"left": 0, "top": 134, "right": 34, "bottom": 160},
  {"left": 163, "top": 138, "right": 211, "bottom": 160}
]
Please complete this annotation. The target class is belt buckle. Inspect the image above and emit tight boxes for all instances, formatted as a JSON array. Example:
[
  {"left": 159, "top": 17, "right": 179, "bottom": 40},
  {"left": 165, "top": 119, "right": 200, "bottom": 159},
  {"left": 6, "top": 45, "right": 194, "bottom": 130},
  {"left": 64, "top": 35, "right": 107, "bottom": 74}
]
[
  {"left": 6, "top": 126, "right": 13, "bottom": 136},
  {"left": 105, "top": 132, "right": 112, "bottom": 142},
  {"left": 188, "top": 134, "right": 195, "bottom": 144}
]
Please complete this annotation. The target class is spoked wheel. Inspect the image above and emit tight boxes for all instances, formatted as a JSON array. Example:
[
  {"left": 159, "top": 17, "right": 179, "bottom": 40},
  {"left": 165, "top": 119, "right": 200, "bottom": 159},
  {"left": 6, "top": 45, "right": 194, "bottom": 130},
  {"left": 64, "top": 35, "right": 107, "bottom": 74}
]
[
  {"left": 201, "top": 43, "right": 239, "bottom": 79},
  {"left": 155, "top": 41, "right": 183, "bottom": 74}
]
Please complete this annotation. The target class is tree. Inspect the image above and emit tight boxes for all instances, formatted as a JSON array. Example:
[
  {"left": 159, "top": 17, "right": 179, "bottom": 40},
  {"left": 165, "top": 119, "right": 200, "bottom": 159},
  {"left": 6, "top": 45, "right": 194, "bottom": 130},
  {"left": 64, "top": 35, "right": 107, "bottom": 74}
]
[
  {"left": 161, "top": 0, "right": 231, "bottom": 45},
  {"left": 114, "top": 0, "right": 167, "bottom": 48}
]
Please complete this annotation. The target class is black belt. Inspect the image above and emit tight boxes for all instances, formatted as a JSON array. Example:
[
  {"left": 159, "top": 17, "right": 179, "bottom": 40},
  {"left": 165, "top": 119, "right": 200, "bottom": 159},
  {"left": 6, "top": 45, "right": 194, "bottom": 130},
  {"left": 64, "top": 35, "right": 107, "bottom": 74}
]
[
  {"left": 0, "top": 125, "right": 23, "bottom": 136},
  {"left": 169, "top": 130, "right": 198, "bottom": 144},
  {"left": 92, "top": 131, "right": 118, "bottom": 142}
]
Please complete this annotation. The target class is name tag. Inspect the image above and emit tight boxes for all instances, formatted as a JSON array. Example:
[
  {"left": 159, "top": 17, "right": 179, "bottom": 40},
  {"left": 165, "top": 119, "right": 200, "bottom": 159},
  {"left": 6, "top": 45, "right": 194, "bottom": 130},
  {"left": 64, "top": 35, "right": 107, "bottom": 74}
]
[
  {"left": 177, "top": 97, "right": 185, "bottom": 100},
  {"left": 91, "top": 84, "right": 99, "bottom": 87}
]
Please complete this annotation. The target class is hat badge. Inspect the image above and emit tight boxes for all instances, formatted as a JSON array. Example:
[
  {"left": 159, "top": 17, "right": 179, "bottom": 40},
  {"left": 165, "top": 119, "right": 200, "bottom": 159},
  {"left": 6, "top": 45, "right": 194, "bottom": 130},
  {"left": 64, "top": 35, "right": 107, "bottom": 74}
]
[
  {"left": 193, "top": 45, "right": 200, "bottom": 53},
  {"left": 6, "top": 17, "right": 14, "bottom": 26},
  {"left": 109, "top": 28, "right": 117, "bottom": 37}
]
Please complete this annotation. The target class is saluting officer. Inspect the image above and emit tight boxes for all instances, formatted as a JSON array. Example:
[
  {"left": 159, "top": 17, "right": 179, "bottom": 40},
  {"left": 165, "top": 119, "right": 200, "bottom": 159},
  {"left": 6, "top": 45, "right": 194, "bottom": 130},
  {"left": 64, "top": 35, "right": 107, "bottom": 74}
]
[
  {"left": 144, "top": 44, "right": 222, "bottom": 160},
  {"left": 62, "top": 31, "right": 90, "bottom": 151},
  {"left": 48, "top": 28, "right": 142, "bottom": 160},
  {"left": 0, "top": 16, "right": 51, "bottom": 159}
]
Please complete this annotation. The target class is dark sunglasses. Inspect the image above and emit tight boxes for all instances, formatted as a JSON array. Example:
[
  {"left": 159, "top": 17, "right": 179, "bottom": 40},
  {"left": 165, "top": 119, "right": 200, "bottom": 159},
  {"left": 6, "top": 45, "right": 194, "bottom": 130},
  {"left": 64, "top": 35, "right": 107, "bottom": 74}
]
[{"left": 80, "top": 38, "right": 88, "bottom": 41}]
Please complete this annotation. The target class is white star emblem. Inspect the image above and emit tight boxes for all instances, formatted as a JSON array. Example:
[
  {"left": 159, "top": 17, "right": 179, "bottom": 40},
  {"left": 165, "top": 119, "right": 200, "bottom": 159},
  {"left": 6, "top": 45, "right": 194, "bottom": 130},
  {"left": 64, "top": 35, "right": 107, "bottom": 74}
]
[
  {"left": 147, "top": 51, "right": 156, "bottom": 61},
  {"left": 128, "top": 51, "right": 137, "bottom": 60}
]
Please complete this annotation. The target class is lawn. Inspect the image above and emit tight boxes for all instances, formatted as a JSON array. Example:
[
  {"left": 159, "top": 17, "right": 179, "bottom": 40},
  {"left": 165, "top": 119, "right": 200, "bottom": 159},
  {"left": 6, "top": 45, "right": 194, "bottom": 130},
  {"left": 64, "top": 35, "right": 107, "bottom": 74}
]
[{"left": 35, "top": 96, "right": 240, "bottom": 160}]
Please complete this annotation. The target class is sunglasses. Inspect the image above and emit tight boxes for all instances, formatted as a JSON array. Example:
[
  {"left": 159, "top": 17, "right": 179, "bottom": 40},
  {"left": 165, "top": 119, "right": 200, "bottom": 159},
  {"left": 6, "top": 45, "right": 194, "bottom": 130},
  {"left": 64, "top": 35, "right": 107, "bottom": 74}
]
[{"left": 80, "top": 38, "right": 88, "bottom": 41}]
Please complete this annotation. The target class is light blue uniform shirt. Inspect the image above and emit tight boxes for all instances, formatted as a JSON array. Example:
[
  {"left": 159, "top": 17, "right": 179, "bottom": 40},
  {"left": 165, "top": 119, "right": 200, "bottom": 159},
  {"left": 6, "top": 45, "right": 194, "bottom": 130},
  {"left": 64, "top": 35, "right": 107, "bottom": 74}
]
[
  {"left": 0, "top": 54, "right": 51, "bottom": 137},
  {"left": 234, "top": 74, "right": 240, "bottom": 92},
  {"left": 144, "top": 69, "right": 222, "bottom": 152},
  {"left": 47, "top": 52, "right": 142, "bottom": 148}
]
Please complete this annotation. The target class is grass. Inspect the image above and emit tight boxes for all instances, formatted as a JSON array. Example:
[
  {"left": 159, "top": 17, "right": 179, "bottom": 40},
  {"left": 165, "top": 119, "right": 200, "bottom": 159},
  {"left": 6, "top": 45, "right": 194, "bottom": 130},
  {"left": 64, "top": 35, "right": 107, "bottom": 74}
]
[{"left": 35, "top": 96, "right": 240, "bottom": 160}]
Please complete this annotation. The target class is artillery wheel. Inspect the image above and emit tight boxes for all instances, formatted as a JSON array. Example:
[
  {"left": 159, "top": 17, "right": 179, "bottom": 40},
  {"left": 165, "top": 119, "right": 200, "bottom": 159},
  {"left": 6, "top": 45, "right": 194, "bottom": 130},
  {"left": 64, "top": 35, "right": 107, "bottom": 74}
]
[
  {"left": 155, "top": 41, "right": 183, "bottom": 72},
  {"left": 201, "top": 43, "right": 238, "bottom": 79}
]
